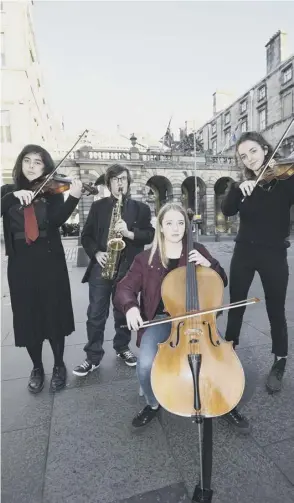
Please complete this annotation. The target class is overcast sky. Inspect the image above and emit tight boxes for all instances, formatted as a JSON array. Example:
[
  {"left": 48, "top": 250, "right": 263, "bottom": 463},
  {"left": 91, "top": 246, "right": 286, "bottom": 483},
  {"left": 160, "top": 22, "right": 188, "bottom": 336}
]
[{"left": 33, "top": 0, "right": 294, "bottom": 142}]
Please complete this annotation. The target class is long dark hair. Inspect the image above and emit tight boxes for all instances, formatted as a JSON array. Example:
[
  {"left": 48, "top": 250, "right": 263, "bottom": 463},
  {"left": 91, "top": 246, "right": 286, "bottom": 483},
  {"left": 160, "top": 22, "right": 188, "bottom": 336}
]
[
  {"left": 12, "top": 145, "right": 55, "bottom": 189},
  {"left": 235, "top": 132, "right": 276, "bottom": 180}
]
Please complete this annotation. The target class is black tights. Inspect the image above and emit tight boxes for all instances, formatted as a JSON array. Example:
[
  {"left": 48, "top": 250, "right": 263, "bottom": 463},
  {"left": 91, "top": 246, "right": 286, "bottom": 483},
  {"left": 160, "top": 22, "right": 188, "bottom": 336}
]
[
  {"left": 26, "top": 338, "right": 65, "bottom": 368},
  {"left": 225, "top": 244, "right": 289, "bottom": 357}
]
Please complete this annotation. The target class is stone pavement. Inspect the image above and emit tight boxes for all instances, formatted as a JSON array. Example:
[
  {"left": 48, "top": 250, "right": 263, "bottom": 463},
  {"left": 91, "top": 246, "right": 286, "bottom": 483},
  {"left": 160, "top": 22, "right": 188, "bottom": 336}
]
[{"left": 1, "top": 240, "right": 294, "bottom": 503}]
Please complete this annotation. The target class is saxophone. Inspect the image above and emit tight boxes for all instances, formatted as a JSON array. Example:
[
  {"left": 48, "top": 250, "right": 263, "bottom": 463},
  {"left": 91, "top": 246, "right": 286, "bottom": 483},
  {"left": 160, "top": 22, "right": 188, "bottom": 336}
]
[{"left": 101, "top": 190, "right": 126, "bottom": 280}]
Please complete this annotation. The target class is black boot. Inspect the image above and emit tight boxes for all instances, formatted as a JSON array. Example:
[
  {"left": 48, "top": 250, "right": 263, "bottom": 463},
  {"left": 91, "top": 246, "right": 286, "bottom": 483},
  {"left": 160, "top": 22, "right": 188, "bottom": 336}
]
[
  {"left": 50, "top": 365, "right": 67, "bottom": 392},
  {"left": 266, "top": 357, "right": 286, "bottom": 394},
  {"left": 221, "top": 407, "right": 250, "bottom": 435},
  {"left": 28, "top": 368, "right": 44, "bottom": 394},
  {"left": 132, "top": 405, "right": 160, "bottom": 428}
]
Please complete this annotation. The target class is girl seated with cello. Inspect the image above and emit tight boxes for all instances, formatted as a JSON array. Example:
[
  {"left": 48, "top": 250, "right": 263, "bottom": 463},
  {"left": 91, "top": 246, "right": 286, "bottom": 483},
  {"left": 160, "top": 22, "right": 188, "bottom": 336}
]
[
  {"left": 114, "top": 203, "right": 250, "bottom": 433},
  {"left": 222, "top": 130, "right": 294, "bottom": 394},
  {"left": 1, "top": 145, "right": 83, "bottom": 394}
]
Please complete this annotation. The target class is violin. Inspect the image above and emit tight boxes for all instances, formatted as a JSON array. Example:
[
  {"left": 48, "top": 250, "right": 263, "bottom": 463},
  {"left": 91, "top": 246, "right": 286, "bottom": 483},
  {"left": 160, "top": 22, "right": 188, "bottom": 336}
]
[
  {"left": 30, "top": 173, "right": 98, "bottom": 197},
  {"left": 150, "top": 211, "right": 250, "bottom": 420},
  {"left": 23, "top": 129, "right": 97, "bottom": 205},
  {"left": 242, "top": 117, "right": 294, "bottom": 199},
  {"left": 258, "top": 158, "right": 294, "bottom": 186}
]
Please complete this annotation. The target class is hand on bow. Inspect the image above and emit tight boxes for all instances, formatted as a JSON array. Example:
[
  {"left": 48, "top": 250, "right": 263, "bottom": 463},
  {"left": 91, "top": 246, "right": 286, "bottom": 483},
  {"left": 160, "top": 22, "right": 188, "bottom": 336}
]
[
  {"left": 126, "top": 307, "right": 144, "bottom": 331},
  {"left": 189, "top": 249, "right": 211, "bottom": 268}
]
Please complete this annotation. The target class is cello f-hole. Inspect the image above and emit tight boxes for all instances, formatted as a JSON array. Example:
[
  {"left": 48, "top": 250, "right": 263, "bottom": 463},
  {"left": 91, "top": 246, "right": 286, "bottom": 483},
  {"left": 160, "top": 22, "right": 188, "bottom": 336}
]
[
  {"left": 170, "top": 321, "right": 184, "bottom": 348},
  {"left": 203, "top": 321, "right": 220, "bottom": 347}
]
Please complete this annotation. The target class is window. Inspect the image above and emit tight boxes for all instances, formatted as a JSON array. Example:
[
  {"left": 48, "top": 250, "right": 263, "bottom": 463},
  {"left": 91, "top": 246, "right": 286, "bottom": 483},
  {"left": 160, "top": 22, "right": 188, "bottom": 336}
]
[
  {"left": 212, "top": 139, "right": 217, "bottom": 155},
  {"left": 224, "top": 129, "right": 231, "bottom": 148},
  {"left": 282, "top": 91, "right": 293, "bottom": 119},
  {"left": 199, "top": 130, "right": 203, "bottom": 141},
  {"left": 258, "top": 108, "right": 266, "bottom": 131},
  {"left": 42, "top": 98, "right": 46, "bottom": 104},
  {"left": 1, "top": 110, "right": 12, "bottom": 143},
  {"left": 258, "top": 85, "right": 266, "bottom": 101},
  {"left": 37, "top": 78, "right": 40, "bottom": 87},
  {"left": 225, "top": 112, "right": 230, "bottom": 125},
  {"left": 211, "top": 123, "right": 216, "bottom": 135},
  {"left": 240, "top": 100, "right": 247, "bottom": 113},
  {"left": 282, "top": 65, "right": 292, "bottom": 84},
  {"left": 1, "top": 32, "right": 5, "bottom": 66},
  {"left": 241, "top": 120, "right": 247, "bottom": 132},
  {"left": 0, "top": 2, "right": 4, "bottom": 11}
]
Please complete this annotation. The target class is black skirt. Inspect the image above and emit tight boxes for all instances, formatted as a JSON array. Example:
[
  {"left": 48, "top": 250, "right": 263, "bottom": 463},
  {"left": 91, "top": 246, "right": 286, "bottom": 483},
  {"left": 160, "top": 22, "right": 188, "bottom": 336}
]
[{"left": 7, "top": 238, "right": 75, "bottom": 347}]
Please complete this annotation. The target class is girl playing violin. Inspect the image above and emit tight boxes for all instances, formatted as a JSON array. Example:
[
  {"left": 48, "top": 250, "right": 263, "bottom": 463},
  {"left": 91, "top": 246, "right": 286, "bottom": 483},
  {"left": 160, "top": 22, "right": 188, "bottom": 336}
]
[
  {"left": 222, "top": 131, "right": 294, "bottom": 394},
  {"left": 1, "top": 145, "right": 83, "bottom": 393},
  {"left": 114, "top": 203, "right": 249, "bottom": 432}
]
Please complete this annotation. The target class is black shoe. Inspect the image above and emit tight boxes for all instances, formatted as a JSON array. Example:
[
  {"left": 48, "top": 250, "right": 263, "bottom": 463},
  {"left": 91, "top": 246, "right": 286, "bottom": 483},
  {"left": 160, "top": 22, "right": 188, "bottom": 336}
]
[
  {"left": 28, "top": 367, "right": 45, "bottom": 394},
  {"left": 72, "top": 359, "right": 100, "bottom": 377},
  {"left": 117, "top": 349, "right": 137, "bottom": 367},
  {"left": 222, "top": 407, "right": 250, "bottom": 435},
  {"left": 50, "top": 365, "right": 67, "bottom": 392},
  {"left": 266, "top": 357, "right": 286, "bottom": 394},
  {"left": 132, "top": 405, "right": 160, "bottom": 428}
]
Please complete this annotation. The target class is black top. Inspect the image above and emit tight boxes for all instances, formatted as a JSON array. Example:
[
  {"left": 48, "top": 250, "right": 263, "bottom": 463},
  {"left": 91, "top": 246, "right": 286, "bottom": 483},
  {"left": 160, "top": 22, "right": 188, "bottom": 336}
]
[
  {"left": 156, "top": 258, "right": 180, "bottom": 315},
  {"left": 81, "top": 195, "right": 154, "bottom": 283},
  {"left": 1, "top": 184, "right": 79, "bottom": 256},
  {"left": 221, "top": 177, "right": 294, "bottom": 249}
]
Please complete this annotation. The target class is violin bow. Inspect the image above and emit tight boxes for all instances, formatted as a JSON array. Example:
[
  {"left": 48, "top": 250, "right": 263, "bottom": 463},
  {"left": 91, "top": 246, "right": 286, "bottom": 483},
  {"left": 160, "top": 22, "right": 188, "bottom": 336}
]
[
  {"left": 123, "top": 297, "right": 260, "bottom": 329},
  {"left": 29, "top": 129, "right": 89, "bottom": 202},
  {"left": 242, "top": 117, "right": 294, "bottom": 202}
]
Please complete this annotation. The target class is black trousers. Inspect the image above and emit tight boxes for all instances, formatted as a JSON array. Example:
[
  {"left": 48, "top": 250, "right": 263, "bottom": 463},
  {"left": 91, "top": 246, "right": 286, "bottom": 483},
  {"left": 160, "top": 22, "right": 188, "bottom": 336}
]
[
  {"left": 84, "top": 263, "right": 131, "bottom": 365},
  {"left": 225, "top": 243, "right": 289, "bottom": 357}
]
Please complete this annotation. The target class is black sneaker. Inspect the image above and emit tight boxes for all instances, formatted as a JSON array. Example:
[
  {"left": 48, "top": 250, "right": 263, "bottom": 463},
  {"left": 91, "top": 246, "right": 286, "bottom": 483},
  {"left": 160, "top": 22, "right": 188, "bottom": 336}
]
[
  {"left": 266, "top": 357, "right": 286, "bottom": 394},
  {"left": 117, "top": 349, "right": 137, "bottom": 367},
  {"left": 72, "top": 359, "right": 100, "bottom": 377},
  {"left": 132, "top": 405, "right": 160, "bottom": 428},
  {"left": 50, "top": 365, "right": 67, "bottom": 392},
  {"left": 221, "top": 407, "right": 250, "bottom": 435},
  {"left": 28, "top": 367, "right": 44, "bottom": 394}
]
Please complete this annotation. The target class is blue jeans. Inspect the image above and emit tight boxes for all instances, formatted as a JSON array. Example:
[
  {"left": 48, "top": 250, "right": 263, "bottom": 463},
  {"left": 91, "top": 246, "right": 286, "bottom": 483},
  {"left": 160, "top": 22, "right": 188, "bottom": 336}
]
[{"left": 137, "top": 320, "right": 171, "bottom": 407}]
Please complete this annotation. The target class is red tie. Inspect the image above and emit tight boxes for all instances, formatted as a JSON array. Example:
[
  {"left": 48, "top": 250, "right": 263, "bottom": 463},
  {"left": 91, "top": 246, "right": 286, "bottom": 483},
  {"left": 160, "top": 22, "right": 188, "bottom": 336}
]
[{"left": 24, "top": 205, "right": 39, "bottom": 245}]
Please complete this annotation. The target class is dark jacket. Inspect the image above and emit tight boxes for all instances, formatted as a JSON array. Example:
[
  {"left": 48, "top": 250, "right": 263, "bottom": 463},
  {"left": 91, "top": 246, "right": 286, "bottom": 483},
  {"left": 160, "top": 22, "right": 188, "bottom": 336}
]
[
  {"left": 1, "top": 184, "right": 79, "bottom": 256},
  {"left": 81, "top": 196, "right": 154, "bottom": 283},
  {"left": 221, "top": 177, "right": 294, "bottom": 249},
  {"left": 114, "top": 239, "right": 228, "bottom": 346}
]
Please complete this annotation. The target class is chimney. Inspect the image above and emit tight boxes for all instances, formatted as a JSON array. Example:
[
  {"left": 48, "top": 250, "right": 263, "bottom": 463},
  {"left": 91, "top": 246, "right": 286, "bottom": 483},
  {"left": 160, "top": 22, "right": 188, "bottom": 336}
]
[
  {"left": 265, "top": 30, "right": 288, "bottom": 75},
  {"left": 212, "top": 90, "right": 235, "bottom": 116}
]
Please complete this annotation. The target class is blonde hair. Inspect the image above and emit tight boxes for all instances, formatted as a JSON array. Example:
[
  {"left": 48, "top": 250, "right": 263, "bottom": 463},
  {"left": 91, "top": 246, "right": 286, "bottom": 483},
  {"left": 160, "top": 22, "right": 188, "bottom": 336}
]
[{"left": 148, "top": 203, "right": 188, "bottom": 268}]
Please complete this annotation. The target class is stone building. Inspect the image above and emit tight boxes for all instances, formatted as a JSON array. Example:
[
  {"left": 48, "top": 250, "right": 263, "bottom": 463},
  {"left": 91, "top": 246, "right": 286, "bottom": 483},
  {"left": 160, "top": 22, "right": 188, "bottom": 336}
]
[
  {"left": 0, "top": 0, "right": 62, "bottom": 184},
  {"left": 195, "top": 31, "right": 294, "bottom": 157},
  {"left": 61, "top": 136, "right": 243, "bottom": 237}
]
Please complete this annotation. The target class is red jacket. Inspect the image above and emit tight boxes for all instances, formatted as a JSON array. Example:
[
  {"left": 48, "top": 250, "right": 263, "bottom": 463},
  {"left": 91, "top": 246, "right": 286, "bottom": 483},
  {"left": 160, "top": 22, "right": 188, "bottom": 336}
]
[{"left": 114, "top": 240, "right": 228, "bottom": 347}]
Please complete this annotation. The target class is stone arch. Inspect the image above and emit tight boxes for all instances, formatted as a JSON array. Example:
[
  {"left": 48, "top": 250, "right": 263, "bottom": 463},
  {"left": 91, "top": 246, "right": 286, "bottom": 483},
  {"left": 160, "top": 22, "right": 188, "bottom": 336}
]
[
  {"left": 145, "top": 175, "right": 173, "bottom": 215},
  {"left": 181, "top": 176, "right": 207, "bottom": 234},
  {"left": 214, "top": 177, "right": 236, "bottom": 233}
]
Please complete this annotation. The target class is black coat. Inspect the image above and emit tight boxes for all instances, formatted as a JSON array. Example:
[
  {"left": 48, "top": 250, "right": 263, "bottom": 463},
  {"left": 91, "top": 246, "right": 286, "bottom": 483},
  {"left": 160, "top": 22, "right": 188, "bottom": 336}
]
[
  {"left": 1, "top": 184, "right": 79, "bottom": 257},
  {"left": 81, "top": 196, "right": 154, "bottom": 283},
  {"left": 1, "top": 184, "right": 79, "bottom": 346}
]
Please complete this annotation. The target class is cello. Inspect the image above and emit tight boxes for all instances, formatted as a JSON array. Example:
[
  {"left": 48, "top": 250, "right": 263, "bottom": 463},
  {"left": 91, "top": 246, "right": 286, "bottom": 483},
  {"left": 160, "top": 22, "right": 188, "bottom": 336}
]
[
  {"left": 150, "top": 210, "right": 249, "bottom": 502},
  {"left": 150, "top": 210, "right": 246, "bottom": 419}
]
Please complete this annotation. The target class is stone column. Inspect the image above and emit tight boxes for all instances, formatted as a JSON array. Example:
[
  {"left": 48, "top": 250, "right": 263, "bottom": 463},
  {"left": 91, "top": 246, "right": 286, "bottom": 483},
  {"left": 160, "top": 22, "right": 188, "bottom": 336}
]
[
  {"left": 205, "top": 185, "right": 215, "bottom": 235},
  {"left": 172, "top": 183, "right": 182, "bottom": 204}
]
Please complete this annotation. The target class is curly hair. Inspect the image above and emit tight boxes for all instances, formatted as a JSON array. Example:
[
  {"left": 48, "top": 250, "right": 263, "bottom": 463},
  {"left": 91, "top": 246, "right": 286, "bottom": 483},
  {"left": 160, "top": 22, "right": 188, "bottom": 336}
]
[{"left": 235, "top": 132, "right": 276, "bottom": 180}]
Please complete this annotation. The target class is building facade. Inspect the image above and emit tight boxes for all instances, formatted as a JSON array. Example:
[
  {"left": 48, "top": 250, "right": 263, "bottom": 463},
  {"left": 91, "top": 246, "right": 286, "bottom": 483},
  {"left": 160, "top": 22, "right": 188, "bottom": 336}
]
[
  {"left": 0, "top": 0, "right": 61, "bottom": 184},
  {"left": 196, "top": 31, "right": 294, "bottom": 158}
]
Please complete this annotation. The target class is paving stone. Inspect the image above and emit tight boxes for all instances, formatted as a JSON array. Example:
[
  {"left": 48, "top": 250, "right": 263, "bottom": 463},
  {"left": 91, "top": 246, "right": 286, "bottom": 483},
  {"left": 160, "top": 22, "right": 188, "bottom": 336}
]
[
  {"left": 43, "top": 380, "right": 182, "bottom": 503},
  {"left": 1, "top": 377, "right": 53, "bottom": 433},
  {"left": 1, "top": 424, "right": 49, "bottom": 503}
]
